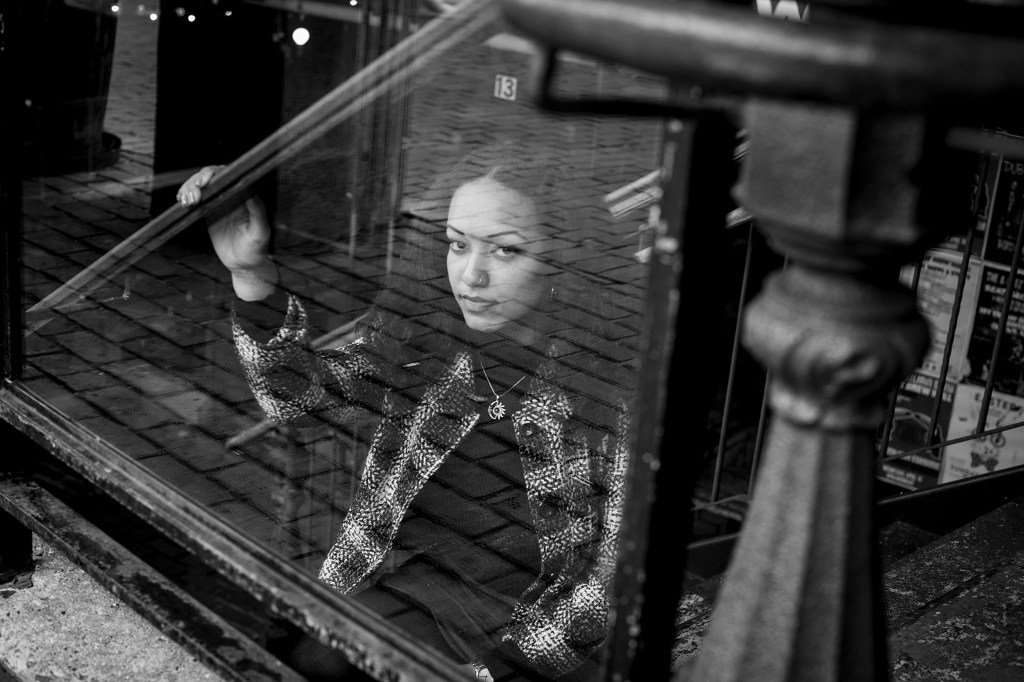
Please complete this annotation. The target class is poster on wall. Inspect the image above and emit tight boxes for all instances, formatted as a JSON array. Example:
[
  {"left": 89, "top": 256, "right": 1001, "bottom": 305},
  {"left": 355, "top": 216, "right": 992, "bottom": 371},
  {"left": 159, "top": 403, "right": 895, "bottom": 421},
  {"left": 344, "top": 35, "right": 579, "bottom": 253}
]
[
  {"left": 962, "top": 263, "right": 1024, "bottom": 398},
  {"left": 884, "top": 131, "right": 1024, "bottom": 490},
  {"left": 900, "top": 251, "right": 980, "bottom": 382},
  {"left": 880, "top": 250, "right": 981, "bottom": 490},
  {"left": 983, "top": 151, "right": 1024, "bottom": 265},
  {"left": 879, "top": 371, "right": 954, "bottom": 490},
  {"left": 940, "top": 384, "right": 1024, "bottom": 483}
]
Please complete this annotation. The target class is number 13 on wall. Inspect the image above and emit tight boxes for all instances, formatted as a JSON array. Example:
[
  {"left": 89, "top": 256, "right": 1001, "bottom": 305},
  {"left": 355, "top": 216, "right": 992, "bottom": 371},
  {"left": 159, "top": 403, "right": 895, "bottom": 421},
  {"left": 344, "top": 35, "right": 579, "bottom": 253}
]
[{"left": 493, "top": 75, "right": 518, "bottom": 101}]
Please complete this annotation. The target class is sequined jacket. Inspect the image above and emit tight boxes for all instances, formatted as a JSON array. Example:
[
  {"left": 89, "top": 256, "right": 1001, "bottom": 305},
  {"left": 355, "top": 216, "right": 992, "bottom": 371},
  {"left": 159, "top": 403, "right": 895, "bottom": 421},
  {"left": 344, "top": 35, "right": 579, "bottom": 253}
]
[{"left": 234, "top": 297, "right": 630, "bottom": 678}]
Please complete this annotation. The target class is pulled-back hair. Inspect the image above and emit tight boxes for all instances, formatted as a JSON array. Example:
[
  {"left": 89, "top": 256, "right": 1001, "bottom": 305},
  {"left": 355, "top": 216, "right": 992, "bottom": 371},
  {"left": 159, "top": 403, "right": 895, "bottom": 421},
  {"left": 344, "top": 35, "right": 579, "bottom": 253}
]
[{"left": 415, "top": 141, "right": 580, "bottom": 227}]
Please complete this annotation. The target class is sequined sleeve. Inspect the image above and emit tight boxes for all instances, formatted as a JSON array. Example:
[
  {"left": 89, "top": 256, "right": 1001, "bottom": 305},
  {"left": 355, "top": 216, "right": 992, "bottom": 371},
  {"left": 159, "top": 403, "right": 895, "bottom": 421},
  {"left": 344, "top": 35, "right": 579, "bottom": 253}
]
[
  {"left": 233, "top": 294, "right": 384, "bottom": 425},
  {"left": 504, "top": 399, "right": 632, "bottom": 678}
]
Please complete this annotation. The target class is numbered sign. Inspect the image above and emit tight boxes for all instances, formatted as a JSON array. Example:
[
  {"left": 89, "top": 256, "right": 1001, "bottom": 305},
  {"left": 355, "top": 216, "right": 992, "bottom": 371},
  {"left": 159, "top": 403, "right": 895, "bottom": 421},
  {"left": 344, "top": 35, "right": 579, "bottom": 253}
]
[
  {"left": 754, "top": 0, "right": 810, "bottom": 21},
  {"left": 493, "top": 75, "right": 518, "bottom": 101}
]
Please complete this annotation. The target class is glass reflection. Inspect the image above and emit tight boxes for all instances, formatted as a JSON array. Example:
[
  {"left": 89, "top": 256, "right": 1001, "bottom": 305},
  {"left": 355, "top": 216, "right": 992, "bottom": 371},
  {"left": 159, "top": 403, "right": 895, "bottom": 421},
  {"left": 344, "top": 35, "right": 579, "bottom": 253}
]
[
  {"left": 178, "top": 141, "right": 635, "bottom": 681},
  {"left": 17, "top": 4, "right": 662, "bottom": 678}
]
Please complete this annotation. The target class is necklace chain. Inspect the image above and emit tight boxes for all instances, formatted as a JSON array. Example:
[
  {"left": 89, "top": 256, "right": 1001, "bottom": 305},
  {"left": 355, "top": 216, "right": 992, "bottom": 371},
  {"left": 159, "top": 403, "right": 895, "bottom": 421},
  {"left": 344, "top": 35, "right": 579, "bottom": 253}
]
[{"left": 480, "top": 362, "right": 526, "bottom": 420}]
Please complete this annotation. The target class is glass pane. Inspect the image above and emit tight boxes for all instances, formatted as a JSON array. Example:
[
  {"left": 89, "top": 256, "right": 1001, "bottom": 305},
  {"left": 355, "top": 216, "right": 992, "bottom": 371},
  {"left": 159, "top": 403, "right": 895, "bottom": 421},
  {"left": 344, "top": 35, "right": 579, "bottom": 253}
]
[{"left": 18, "top": 2, "right": 667, "bottom": 679}]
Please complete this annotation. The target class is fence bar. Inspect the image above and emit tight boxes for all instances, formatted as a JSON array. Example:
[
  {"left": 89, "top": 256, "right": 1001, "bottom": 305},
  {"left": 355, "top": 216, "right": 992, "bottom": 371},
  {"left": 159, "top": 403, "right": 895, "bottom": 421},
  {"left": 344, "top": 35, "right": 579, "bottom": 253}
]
[
  {"left": 710, "top": 222, "right": 756, "bottom": 502},
  {"left": 976, "top": 209, "right": 1024, "bottom": 432}
]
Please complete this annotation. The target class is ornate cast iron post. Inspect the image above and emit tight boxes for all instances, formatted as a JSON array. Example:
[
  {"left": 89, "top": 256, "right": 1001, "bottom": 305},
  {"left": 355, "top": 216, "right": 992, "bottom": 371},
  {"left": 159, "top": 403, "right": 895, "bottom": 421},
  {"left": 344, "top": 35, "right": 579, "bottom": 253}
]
[{"left": 687, "top": 103, "right": 932, "bottom": 682}]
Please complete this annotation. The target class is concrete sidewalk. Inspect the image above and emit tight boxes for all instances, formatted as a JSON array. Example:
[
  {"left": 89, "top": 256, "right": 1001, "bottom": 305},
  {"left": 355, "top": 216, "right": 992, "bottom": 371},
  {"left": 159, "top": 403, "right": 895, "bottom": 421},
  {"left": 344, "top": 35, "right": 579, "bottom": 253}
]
[{"left": 0, "top": 536, "right": 223, "bottom": 682}]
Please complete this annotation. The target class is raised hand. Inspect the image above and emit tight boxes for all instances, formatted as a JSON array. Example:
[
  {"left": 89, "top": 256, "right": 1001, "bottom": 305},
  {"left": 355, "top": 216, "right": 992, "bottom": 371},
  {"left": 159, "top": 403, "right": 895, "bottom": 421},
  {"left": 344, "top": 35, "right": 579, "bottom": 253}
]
[
  {"left": 177, "top": 166, "right": 279, "bottom": 301},
  {"left": 176, "top": 165, "right": 222, "bottom": 208}
]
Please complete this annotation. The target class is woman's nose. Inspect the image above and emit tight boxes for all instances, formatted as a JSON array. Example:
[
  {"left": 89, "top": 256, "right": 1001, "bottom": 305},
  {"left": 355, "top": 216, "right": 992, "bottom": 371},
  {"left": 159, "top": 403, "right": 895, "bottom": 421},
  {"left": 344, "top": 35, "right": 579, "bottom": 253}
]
[{"left": 461, "top": 254, "right": 489, "bottom": 287}]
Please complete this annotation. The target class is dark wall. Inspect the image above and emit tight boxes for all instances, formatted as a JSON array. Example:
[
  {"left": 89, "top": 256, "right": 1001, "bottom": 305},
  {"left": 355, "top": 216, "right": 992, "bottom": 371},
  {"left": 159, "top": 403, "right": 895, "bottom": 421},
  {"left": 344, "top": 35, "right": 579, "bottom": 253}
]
[{"left": 151, "top": 0, "right": 285, "bottom": 219}]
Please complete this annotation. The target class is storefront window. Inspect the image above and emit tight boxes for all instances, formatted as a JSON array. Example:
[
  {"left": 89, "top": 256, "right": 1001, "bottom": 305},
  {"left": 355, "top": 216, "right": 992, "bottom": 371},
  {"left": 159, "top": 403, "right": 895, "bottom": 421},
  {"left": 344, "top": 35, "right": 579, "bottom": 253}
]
[{"left": 11, "top": 1, "right": 671, "bottom": 679}]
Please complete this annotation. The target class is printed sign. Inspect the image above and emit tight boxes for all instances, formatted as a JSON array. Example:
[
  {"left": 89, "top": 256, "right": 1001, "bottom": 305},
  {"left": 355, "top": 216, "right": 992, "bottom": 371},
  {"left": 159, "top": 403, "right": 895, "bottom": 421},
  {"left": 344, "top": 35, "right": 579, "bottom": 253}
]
[
  {"left": 962, "top": 263, "right": 1024, "bottom": 398},
  {"left": 941, "top": 384, "right": 1024, "bottom": 482},
  {"left": 754, "top": 0, "right": 810, "bottom": 21},
  {"left": 983, "top": 154, "right": 1024, "bottom": 265},
  {"left": 879, "top": 371, "right": 954, "bottom": 490},
  {"left": 899, "top": 252, "right": 979, "bottom": 382},
  {"left": 493, "top": 75, "right": 517, "bottom": 102}
]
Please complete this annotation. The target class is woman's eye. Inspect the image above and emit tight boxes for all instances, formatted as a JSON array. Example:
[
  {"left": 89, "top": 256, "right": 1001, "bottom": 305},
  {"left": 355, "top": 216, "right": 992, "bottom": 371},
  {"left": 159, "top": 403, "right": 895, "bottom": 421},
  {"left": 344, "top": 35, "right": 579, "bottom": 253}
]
[
  {"left": 496, "top": 245, "right": 522, "bottom": 257},
  {"left": 448, "top": 240, "right": 466, "bottom": 252}
]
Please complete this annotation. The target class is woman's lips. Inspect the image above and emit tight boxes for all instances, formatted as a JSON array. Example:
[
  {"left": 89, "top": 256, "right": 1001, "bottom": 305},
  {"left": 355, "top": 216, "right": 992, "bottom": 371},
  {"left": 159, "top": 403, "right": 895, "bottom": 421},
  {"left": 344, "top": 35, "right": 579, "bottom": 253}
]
[{"left": 458, "top": 295, "right": 497, "bottom": 312}]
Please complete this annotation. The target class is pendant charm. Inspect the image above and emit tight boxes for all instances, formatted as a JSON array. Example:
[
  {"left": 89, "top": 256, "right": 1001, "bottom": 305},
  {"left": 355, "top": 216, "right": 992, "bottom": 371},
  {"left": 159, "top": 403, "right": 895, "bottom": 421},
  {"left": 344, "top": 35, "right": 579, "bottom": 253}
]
[
  {"left": 479, "top": 362, "right": 524, "bottom": 421},
  {"left": 488, "top": 399, "right": 507, "bottom": 420}
]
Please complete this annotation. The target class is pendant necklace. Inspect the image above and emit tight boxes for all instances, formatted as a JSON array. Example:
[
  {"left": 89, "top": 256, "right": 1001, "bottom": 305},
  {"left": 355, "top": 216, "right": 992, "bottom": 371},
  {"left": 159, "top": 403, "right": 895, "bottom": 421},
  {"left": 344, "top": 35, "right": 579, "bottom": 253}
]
[{"left": 480, "top": 362, "right": 526, "bottom": 420}]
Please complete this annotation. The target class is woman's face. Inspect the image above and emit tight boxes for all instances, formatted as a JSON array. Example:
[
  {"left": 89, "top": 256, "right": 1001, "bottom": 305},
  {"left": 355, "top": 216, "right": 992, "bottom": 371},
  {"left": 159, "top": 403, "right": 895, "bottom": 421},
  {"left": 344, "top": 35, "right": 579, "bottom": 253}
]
[{"left": 446, "top": 177, "right": 552, "bottom": 344}]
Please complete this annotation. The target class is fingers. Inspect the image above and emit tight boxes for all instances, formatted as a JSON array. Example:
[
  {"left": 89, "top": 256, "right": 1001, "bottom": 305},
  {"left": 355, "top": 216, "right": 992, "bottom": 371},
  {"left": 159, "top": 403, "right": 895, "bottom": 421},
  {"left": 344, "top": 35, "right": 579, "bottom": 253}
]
[{"left": 176, "top": 165, "right": 226, "bottom": 207}]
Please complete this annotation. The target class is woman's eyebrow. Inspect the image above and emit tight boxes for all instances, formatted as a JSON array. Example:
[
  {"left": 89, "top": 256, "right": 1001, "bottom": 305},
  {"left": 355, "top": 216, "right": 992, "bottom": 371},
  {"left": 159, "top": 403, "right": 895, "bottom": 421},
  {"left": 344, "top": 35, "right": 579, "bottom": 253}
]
[
  {"left": 486, "top": 228, "right": 530, "bottom": 242},
  {"left": 446, "top": 224, "right": 532, "bottom": 245}
]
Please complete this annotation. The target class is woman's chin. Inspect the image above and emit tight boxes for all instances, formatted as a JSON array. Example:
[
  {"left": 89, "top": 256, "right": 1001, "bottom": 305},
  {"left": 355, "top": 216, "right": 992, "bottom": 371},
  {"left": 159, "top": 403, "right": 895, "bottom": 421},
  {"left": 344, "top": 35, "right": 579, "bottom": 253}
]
[
  {"left": 462, "top": 315, "right": 509, "bottom": 335},
  {"left": 462, "top": 314, "right": 536, "bottom": 345}
]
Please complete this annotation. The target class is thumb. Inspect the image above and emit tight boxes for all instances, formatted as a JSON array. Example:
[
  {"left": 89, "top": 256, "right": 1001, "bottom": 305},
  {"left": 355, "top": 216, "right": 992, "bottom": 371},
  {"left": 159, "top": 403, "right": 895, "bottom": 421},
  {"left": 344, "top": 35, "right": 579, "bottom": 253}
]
[{"left": 243, "top": 197, "right": 270, "bottom": 232}]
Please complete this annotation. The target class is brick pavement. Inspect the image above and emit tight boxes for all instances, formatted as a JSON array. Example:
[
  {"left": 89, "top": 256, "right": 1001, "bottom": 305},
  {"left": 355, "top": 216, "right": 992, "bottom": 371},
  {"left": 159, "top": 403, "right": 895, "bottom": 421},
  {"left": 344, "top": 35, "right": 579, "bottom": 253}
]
[{"left": 15, "top": 4, "right": 753, "bottom": 672}]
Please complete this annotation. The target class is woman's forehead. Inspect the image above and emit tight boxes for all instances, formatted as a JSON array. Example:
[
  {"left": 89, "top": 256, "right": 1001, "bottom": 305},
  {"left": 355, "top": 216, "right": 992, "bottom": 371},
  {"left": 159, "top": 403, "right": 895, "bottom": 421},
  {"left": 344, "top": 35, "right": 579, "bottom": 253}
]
[{"left": 447, "top": 177, "right": 544, "bottom": 241}]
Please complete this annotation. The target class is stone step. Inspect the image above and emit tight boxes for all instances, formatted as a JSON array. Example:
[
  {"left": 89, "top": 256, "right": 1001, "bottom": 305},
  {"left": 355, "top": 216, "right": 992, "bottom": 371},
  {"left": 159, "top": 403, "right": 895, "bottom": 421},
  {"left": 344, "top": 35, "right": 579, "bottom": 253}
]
[
  {"left": 889, "top": 559, "right": 1024, "bottom": 680},
  {"left": 670, "top": 499, "right": 1024, "bottom": 675},
  {"left": 879, "top": 519, "right": 941, "bottom": 569},
  {"left": 884, "top": 496, "right": 1024, "bottom": 680},
  {"left": 884, "top": 496, "right": 1024, "bottom": 631}
]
